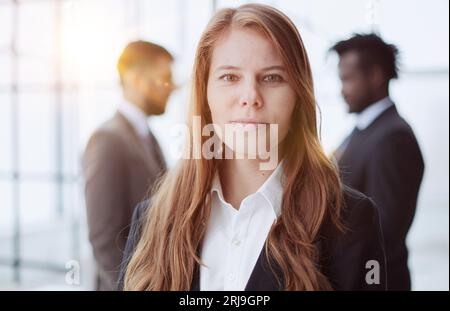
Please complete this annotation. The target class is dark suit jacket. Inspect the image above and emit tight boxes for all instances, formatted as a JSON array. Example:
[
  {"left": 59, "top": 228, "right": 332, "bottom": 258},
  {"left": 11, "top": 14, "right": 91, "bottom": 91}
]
[
  {"left": 337, "top": 105, "right": 424, "bottom": 290},
  {"left": 82, "top": 111, "right": 166, "bottom": 290},
  {"left": 116, "top": 187, "right": 387, "bottom": 291}
]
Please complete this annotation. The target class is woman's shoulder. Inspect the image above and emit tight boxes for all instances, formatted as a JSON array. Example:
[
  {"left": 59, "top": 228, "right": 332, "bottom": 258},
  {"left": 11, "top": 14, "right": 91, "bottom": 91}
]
[
  {"left": 116, "top": 200, "right": 151, "bottom": 290},
  {"left": 321, "top": 185, "right": 387, "bottom": 290},
  {"left": 340, "top": 185, "right": 378, "bottom": 225},
  {"left": 330, "top": 185, "right": 383, "bottom": 246},
  {"left": 133, "top": 199, "right": 151, "bottom": 221},
  {"left": 126, "top": 200, "right": 151, "bottom": 252},
  {"left": 342, "top": 185, "right": 374, "bottom": 210}
]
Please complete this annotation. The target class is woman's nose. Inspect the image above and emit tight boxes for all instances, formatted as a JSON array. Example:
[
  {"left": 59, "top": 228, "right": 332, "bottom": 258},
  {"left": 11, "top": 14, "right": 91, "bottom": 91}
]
[{"left": 239, "top": 80, "right": 263, "bottom": 108}]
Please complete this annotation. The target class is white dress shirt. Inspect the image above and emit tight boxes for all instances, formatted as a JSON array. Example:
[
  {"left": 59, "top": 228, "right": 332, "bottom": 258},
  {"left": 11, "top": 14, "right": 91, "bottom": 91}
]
[
  {"left": 117, "top": 100, "right": 150, "bottom": 139},
  {"left": 200, "top": 162, "right": 284, "bottom": 291},
  {"left": 355, "top": 96, "right": 394, "bottom": 130}
]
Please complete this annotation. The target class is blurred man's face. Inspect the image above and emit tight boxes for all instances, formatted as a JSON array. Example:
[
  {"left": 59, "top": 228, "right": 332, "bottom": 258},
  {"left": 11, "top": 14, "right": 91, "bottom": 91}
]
[
  {"left": 338, "top": 51, "right": 373, "bottom": 113},
  {"left": 126, "top": 56, "right": 175, "bottom": 116}
]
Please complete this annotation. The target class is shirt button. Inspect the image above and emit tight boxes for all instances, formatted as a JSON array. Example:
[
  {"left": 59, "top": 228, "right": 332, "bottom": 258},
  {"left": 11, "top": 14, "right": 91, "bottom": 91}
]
[{"left": 232, "top": 237, "right": 241, "bottom": 246}]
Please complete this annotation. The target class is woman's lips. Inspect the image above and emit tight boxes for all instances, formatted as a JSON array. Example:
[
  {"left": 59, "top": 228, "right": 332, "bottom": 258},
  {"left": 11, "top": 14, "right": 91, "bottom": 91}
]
[{"left": 228, "top": 120, "right": 269, "bottom": 131}]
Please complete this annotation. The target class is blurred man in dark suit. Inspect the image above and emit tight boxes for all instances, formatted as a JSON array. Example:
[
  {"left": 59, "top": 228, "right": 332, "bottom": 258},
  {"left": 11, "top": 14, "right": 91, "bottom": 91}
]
[
  {"left": 83, "top": 41, "right": 175, "bottom": 290},
  {"left": 330, "top": 34, "right": 424, "bottom": 290}
]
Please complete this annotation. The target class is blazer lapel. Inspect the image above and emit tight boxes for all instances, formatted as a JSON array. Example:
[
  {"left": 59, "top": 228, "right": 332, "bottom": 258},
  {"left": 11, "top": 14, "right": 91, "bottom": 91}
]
[
  {"left": 190, "top": 246, "right": 283, "bottom": 291},
  {"left": 244, "top": 246, "right": 283, "bottom": 291},
  {"left": 115, "top": 112, "right": 159, "bottom": 174},
  {"left": 190, "top": 264, "right": 200, "bottom": 291}
]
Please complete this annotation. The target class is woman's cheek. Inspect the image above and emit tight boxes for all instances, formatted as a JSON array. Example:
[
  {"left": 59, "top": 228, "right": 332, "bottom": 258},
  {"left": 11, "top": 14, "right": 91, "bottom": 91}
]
[
  {"left": 208, "top": 97, "right": 227, "bottom": 128},
  {"left": 267, "top": 93, "right": 296, "bottom": 141}
]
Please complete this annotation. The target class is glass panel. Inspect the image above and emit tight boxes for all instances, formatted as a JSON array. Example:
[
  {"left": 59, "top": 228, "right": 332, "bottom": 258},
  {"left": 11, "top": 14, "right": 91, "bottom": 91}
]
[
  {"left": 0, "top": 180, "right": 14, "bottom": 265},
  {"left": 17, "top": 57, "right": 54, "bottom": 86},
  {"left": 18, "top": 92, "right": 56, "bottom": 174},
  {"left": 60, "top": 0, "right": 128, "bottom": 86},
  {"left": 19, "top": 180, "right": 56, "bottom": 225},
  {"left": 0, "top": 180, "right": 13, "bottom": 240},
  {"left": 0, "top": 54, "right": 12, "bottom": 86},
  {"left": 215, "top": 0, "right": 250, "bottom": 9},
  {"left": 139, "top": 0, "right": 179, "bottom": 52},
  {"left": 78, "top": 87, "right": 120, "bottom": 145},
  {"left": 0, "top": 92, "right": 12, "bottom": 172},
  {"left": 18, "top": 180, "right": 74, "bottom": 272},
  {"left": 17, "top": 0, "right": 56, "bottom": 59},
  {"left": 0, "top": 2, "right": 12, "bottom": 49},
  {"left": 0, "top": 266, "right": 12, "bottom": 289},
  {"left": 61, "top": 89, "right": 80, "bottom": 176}
]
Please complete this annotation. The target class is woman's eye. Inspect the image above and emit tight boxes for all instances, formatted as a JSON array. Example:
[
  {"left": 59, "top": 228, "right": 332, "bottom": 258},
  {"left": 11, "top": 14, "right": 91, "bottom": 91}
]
[
  {"left": 263, "top": 74, "right": 283, "bottom": 83},
  {"left": 220, "top": 74, "right": 238, "bottom": 82}
]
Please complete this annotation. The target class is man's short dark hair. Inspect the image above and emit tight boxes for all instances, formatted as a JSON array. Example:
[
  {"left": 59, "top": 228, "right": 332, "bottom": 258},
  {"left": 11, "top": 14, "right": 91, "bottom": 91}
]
[
  {"left": 330, "top": 33, "right": 399, "bottom": 81},
  {"left": 117, "top": 40, "right": 173, "bottom": 80}
]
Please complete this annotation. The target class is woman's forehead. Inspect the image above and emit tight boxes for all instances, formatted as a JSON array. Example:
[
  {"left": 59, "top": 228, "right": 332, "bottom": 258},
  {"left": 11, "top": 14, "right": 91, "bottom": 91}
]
[{"left": 210, "top": 27, "right": 283, "bottom": 71}]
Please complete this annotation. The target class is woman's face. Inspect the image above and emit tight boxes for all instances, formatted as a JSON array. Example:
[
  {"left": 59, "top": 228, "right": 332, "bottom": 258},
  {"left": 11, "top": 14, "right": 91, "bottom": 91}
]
[{"left": 207, "top": 27, "right": 297, "bottom": 158}]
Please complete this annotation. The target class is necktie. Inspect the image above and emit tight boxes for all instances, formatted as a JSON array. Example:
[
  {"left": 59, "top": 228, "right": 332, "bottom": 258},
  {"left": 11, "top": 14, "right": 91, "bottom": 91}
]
[{"left": 143, "top": 130, "right": 167, "bottom": 171}]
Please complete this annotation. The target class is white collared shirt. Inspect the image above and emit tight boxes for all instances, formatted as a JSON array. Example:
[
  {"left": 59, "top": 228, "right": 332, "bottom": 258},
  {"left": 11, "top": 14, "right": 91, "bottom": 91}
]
[
  {"left": 200, "top": 162, "right": 284, "bottom": 291},
  {"left": 117, "top": 100, "right": 149, "bottom": 139},
  {"left": 356, "top": 97, "right": 394, "bottom": 130}
]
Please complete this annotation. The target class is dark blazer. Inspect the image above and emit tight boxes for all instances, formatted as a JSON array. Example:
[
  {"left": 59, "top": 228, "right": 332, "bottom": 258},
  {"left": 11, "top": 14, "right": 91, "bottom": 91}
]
[
  {"left": 336, "top": 105, "right": 424, "bottom": 290},
  {"left": 83, "top": 111, "right": 166, "bottom": 290},
  {"left": 116, "top": 187, "right": 387, "bottom": 291}
]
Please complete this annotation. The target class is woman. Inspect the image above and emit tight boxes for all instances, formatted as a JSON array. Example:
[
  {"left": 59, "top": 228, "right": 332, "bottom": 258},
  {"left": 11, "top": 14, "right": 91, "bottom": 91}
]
[{"left": 118, "top": 4, "right": 386, "bottom": 291}]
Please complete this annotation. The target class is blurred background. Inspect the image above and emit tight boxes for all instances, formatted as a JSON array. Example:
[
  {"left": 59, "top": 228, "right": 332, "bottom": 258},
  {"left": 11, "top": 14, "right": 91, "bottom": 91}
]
[{"left": 0, "top": 0, "right": 448, "bottom": 290}]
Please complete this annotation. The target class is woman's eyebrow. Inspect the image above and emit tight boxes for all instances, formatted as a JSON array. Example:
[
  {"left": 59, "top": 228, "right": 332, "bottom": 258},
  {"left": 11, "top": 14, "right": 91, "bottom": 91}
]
[
  {"left": 261, "top": 65, "right": 286, "bottom": 72},
  {"left": 214, "top": 65, "right": 241, "bottom": 73},
  {"left": 214, "top": 65, "right": 287, "bottom": 73}
]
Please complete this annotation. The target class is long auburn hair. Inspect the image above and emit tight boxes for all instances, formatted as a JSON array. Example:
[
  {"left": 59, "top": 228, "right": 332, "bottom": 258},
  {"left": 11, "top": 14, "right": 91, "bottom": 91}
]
[{"left": 124, "top": 3, "right": 343, "bottom": 291}]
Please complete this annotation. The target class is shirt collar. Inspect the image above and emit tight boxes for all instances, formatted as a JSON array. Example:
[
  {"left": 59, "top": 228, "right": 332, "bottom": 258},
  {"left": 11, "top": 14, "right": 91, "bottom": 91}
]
[
  {"left": 356, "top": 96, "right": 394, "bottom": 130},
  {"left": 118, "top": 100, "right": 149, "bottom": 138},
  {"left": 211, "top": 161, "right": 284, "bottom": 218}
]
